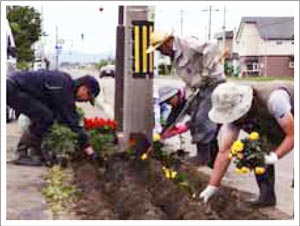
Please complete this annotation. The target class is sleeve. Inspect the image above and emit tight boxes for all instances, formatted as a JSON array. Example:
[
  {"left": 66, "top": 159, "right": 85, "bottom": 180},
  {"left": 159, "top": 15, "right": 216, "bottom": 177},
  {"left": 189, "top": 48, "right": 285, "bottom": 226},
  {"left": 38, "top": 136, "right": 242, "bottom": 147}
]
[
  {"left": 189, "top": 40, "right": 221, "bottom": 71},
  {"left": 268, "top": 89, "right": 292, "bottom": 119},
  {"left": 58, "top": 101, "right": 90, "bottom": 149}
]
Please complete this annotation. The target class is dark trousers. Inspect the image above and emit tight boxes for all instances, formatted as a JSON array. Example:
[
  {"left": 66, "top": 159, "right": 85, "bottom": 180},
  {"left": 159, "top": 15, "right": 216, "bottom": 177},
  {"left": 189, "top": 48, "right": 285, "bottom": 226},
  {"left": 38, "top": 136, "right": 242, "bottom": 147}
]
[
  {"left": 7, "top": 79, "right": 54, "bottom": 138},
  {"left": 189, "top": 80, "right": 225, "bottom": 167}
]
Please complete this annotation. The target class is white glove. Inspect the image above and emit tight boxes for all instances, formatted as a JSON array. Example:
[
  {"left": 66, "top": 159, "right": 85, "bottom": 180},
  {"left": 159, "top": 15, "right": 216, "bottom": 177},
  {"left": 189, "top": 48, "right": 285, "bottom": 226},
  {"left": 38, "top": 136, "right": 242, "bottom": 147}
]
[
  {"left": 84, "top": 146, "right": 95, "bottom": 156},
  {"left": 199, "top": 185, "right": 219, "bottom": 203},
  {"left": 264, "top": 152, "right": 278, "bottom": 165}
]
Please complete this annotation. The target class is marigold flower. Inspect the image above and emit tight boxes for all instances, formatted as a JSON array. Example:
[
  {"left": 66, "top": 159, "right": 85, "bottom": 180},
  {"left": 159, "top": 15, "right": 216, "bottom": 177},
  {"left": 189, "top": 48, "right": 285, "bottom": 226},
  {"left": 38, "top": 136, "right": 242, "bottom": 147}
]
[
  {"left": 153, "top": 133, "right": 161, "bottom": 141},
  {"left": 235, "top": 168, "right": 242, "bottom": 174},
  {"left": 140, "top": 153, "right": 148, "bottom": 160},
  {"left": 231, "top": 140, "right": 244, "bottom": 152},
  {"left": 165, "top": 170, "right": 171, "bottom": 179},
  {"left": 237, "top": 153, "right": 243, "bottom": 159},
  {"left": 241, "top": 166, "right": 251, "bottom": 174},
  {"left": 170, "top": 170, "right": 177, "bottom": 179},
  {"left": 255, "top": 167, "right": 266, "bottom": 175},
  {"left": 249, "top": 132, "right": 260, "bottom": 140}
]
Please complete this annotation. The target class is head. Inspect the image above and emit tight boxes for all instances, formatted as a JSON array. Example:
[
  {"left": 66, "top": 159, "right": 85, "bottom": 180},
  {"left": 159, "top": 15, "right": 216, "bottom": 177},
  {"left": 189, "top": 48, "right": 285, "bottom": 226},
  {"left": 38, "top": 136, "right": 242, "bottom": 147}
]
[
  {"left": 158, "top": 86, "right": 181, "bottom": 108},
  {"left": 75, "top": 75, "right": 100, "bottom": 105},
  {"left": 208, "top": 83, "right": 254, "bottom": 124},
  {"left": 146, "top": 31, "right": 174, "bottom": 57}
]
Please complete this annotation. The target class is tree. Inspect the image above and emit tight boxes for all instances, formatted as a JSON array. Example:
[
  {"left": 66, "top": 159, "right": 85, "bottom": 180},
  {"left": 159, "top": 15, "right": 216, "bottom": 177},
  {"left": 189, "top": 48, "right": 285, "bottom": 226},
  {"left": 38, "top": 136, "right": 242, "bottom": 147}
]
[{"left": 7, "top": 6, "right": 42, "bottom": 70}]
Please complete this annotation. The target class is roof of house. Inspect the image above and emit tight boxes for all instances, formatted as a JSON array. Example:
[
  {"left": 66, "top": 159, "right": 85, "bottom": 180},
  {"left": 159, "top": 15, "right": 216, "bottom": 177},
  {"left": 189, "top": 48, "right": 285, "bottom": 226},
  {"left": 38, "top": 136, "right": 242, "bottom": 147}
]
[
  {"left": 214, "top": 31, "right": 234, "bottom": 40},
  {"left": 238, "top": 17, "right": 294, "bottom": 40}
]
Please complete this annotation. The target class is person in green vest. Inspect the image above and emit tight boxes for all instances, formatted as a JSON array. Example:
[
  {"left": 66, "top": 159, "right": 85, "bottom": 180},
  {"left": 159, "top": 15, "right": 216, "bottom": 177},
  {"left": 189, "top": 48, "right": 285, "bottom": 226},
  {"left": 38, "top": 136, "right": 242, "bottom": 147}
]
[{"left": 199, "top": 81, "right": 294, "bottom": 207}]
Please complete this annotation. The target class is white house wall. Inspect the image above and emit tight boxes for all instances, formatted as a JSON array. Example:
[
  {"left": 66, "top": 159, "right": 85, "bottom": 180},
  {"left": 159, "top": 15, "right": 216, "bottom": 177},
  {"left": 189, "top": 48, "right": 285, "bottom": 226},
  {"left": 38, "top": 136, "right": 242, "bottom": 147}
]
[
  {"left": 236, "top": 24, "right": 262, "bottom": 56},
  {"left": 236, "top": 23, "right": 294, "bottom": 56},
  {"left": 262, "top": 40, "right": 294, "bottom": 55}
]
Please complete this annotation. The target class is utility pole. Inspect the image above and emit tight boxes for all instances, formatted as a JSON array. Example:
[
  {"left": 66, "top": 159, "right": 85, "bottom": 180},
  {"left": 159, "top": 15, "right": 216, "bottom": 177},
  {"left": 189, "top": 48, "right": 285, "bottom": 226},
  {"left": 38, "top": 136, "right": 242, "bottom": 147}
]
[
  {"left": 55, "top": 25, "right": 59, "bottom": 69},
  {"left": 114, "top": 6, "right": 125, "bottom": 131},
  {"left": 123, "top": 6, "right": 154, "bottom": 141},
  {"left": 222, "top": 6, "right": 226, "bottom": 52},
  {"left": 202, "top": 6, "right": 219, "bottom": 41},
  {"left": 180, "top": 9, "right": 183, "bottom": 36}
]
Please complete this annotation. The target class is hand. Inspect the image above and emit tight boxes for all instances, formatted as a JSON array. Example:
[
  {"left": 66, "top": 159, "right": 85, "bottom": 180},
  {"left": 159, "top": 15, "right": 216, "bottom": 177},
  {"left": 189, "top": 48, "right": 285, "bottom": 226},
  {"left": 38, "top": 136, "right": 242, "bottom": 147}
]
[
  {"left": 84, "top": 146, "right": 94, "bottom": 156},
  {"left": 199, "top": 185, "right": 219, "bottom": 203},
  {"left": 264, "top": 152, "right": 278, "bottom": 165}
]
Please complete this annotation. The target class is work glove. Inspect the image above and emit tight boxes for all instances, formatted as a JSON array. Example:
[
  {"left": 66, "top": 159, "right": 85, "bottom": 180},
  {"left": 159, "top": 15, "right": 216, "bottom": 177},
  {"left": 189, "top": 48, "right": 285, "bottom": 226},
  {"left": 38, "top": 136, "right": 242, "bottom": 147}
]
[
  {"left": 264, "top": 152, "right": 278, "bottom": 165},
  {"left": 84, "top": 146, "right": 101, "bottom": 163},
  {"left": 199, "top": 185, "right": 219, "bottom": 203},
  {"left": 161, "top": 124, "right": 189, "bottom": 139}
]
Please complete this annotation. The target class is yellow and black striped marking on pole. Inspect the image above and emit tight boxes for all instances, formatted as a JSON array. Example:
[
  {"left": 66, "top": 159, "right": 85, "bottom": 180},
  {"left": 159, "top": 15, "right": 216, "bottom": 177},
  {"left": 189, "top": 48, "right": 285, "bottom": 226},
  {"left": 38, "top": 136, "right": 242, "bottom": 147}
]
[{"left": 132, "top": 21, "right": 154, "bottom": 78}]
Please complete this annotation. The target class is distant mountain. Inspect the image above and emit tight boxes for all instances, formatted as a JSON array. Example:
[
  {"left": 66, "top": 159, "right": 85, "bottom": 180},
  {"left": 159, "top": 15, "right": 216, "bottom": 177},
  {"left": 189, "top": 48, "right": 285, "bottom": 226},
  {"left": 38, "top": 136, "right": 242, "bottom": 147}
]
[{"left": 45, "top": 50, "right": 114, "bottom": 65}]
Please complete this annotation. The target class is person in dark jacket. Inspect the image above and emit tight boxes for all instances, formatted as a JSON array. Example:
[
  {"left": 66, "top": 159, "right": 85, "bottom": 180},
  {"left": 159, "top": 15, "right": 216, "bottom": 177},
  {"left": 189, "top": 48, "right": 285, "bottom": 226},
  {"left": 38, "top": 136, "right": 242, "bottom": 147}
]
[{"left": 7, "top": 70, "right": 100, "bottom": 166}]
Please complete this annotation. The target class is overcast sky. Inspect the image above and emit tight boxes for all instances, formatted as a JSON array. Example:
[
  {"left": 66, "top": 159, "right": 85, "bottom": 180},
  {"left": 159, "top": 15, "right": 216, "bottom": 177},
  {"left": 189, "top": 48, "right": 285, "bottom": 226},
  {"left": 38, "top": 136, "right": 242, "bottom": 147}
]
[{"left": 5, "top": 1, "right": 298, "bottom": 55}]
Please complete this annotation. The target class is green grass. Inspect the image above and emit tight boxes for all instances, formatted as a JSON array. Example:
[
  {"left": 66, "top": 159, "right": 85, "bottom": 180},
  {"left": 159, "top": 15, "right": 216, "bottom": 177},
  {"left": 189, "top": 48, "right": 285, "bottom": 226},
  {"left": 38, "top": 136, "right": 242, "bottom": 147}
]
[
  {"left": 156, "top": 74, "right": 294, "bottom": 82},
  {"left": 228, "top": 76, "right": 294, "bottom": 81}
]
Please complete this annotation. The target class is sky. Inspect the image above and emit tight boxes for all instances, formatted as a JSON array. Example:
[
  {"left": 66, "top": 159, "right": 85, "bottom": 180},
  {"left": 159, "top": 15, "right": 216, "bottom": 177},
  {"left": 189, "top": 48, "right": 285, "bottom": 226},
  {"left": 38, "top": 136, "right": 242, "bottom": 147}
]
[{"left": 5, "top": 1, "right": 299, "bottom": 55}]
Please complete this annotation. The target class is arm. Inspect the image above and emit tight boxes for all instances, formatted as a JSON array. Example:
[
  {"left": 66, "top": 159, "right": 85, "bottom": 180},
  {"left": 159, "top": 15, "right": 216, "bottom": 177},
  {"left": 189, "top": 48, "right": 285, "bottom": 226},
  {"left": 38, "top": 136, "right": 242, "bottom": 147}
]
[
  {"left": 59, "top": 102, "right": 90, "bottom": 149},
  {"left": 272, "top": 111, "right": 294, "bottom": 159},
  {"left": 209, "top": 124, "right": 240, "bottom": 187},
  {"left": 265, "top": 89, "right": 294, "bottom": 163}
]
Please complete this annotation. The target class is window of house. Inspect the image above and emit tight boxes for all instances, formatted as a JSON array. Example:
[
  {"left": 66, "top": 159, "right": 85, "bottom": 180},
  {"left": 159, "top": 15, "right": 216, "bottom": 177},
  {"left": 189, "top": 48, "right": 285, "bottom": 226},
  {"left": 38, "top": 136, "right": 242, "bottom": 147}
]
[
  {"left": 292, "top": 41, "right": 294, "bottom": 45},
  {"left": 276, "top": 41, "right": 283, "bottom": 45}
]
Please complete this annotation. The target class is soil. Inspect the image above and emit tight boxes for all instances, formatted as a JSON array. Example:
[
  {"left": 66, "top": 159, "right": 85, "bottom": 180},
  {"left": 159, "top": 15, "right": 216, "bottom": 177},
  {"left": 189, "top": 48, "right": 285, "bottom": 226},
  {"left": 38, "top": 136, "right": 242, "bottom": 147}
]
[{"left": 70, "top": 153, "right": 289, "bottom": 220}]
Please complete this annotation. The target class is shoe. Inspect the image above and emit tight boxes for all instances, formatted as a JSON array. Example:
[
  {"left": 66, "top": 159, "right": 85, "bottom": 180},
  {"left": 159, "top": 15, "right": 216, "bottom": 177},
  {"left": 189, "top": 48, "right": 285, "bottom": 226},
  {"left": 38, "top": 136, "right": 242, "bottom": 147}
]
[
  {"left": 14, "top": 154, "right": 43, "bottom": 166},
  {"left": 246, "top": 196, "right": 276, "bottom": 207},
  {"left": 14, "top": 132, "right": 43, "bottom": 166}
]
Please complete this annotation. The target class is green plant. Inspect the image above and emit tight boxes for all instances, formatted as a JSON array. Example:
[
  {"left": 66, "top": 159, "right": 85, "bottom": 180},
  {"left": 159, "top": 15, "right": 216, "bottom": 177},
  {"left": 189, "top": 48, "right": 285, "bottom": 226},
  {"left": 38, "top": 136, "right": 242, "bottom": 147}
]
[
  {"left": 42, "top": 165, "right": 77, "bottom": 219},
  {"left": 7, "top": 6, "right": 42, "bottom": 65},
  {"left": 89, "top": 130, "right": 117, "bottom": 156},
  {"left": 42, "top": 123, "right": 79, "bottom": 164}
]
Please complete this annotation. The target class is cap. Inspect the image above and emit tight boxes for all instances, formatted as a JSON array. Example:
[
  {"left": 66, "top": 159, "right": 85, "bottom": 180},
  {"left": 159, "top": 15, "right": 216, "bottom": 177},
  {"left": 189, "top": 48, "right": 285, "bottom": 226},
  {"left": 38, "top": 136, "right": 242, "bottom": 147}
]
[
  {"left": 158, "top": 86, "right": 179, "bottom": 104},
  {"left": 75, "top": 75, "right": 100, "bottom": 105}
]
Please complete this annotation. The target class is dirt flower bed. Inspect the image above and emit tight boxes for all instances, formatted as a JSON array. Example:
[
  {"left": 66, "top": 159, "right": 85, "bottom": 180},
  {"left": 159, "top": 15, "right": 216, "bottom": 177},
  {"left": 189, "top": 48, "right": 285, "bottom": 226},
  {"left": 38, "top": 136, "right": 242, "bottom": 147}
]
[
  {"left": 42, "top": 119, "right": 290, "bottom": 220},
  {"left": 70, "top": 155, "right": 279, "bottom": 220}
]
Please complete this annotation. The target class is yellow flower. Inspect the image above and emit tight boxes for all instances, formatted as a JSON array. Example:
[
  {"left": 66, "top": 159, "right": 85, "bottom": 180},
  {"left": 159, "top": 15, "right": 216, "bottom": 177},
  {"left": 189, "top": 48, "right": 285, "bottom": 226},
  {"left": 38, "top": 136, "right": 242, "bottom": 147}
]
[
  {"left": 140, "top": 153, "right": 148, "bottom": 160},
  {"left": 230, "top": 148, "right": 237, "bottom": 155},
  {"left": 235, "top": 168, "right": 242, "bottom": 174},
  {"left": 241, "top": 166, "right": 251, "bottom": 174},
  {"left": 165, "top": 170, "right": 171, "bottom": 179},
  {"left": 237, "top": 153, "right": 243, "bottom": 159},
  {"left": 153, "top": 133, "right": 161, "bottom": 141},
  {"left": 255, "top": 167, "right": 266, "bottom": 175},
  {"left": 162, "top": 166, "right": 167, "bottom": 171},
  {"left": 228, "top": 153, "right": 233, "bottom": 160},
  {"left": 249, "top": 132, "right": 260, "bottom": 140},
  {"left": 231, "top": 140, "right": 244, "bottom": 152},
  {"left": 170, "top": 170, "right": 177, "bottom": 179}
]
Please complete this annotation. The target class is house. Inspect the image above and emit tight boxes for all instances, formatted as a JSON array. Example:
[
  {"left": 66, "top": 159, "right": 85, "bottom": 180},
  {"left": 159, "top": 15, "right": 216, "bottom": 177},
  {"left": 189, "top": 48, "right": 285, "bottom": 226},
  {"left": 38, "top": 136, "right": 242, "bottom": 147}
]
[
  {"left": 214, "top": 30, "right": 234, "bottom": 58},
  {"left": 235, "top": 17, "right": 294, "bottom": 77}
]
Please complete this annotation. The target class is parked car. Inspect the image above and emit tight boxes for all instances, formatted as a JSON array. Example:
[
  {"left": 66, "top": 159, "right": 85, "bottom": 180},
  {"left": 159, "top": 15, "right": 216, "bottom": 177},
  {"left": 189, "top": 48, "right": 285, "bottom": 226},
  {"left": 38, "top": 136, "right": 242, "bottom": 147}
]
[{"left": 99, "top": 64, "right": 115, "bottom": 78}]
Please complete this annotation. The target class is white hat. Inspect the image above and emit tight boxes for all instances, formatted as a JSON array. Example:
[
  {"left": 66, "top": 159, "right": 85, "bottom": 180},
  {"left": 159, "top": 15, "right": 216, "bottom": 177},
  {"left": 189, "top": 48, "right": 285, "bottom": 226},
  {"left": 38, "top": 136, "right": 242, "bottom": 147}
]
[
  {"left": 158, "top": 86, "right": 179, "bottom": 104},
  {"left": 208, "top": 83, "right": 253, "bottom": 124}
]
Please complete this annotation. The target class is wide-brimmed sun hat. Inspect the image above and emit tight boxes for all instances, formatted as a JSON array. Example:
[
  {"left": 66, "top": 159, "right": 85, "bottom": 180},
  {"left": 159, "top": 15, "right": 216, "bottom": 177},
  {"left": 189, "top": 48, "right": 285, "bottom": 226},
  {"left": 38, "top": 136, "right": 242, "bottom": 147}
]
[
  {"left": 146, "top": 30, "right": 173, "bottom": 54},
  {"left": 158, "top": 86, "right": 179, "bottom": 104},
  {"left": 208, "top": 82, "right": 253, "bottom": 124}
]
